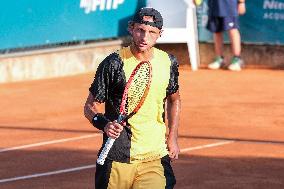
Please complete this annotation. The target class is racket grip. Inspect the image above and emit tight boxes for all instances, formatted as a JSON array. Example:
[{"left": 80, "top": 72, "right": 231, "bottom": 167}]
[
  {"left": 97, "top": 137, "right": 115, "bottom": 165},
  {"left": 117, "top": 114, "right": 125, "bottom": 123}
]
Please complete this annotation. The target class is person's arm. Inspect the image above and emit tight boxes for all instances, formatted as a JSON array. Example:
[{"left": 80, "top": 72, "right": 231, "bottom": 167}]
[
  {"left": 84, "top": 92, "right": 105, "bottom": 125},
  {"left": 84, "top": 92, "right": 123, "bottom": 139},
  {"left": 84, "top": 55, "right": 123, "bottom": 139},
  {"left": 238, "top": 0, "right": 246, "bottom": 15},
  {"left": 166, "top": 90, "right": 181, "bottom": 161}
]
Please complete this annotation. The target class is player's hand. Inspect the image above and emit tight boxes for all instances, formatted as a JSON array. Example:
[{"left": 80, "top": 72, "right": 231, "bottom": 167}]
[
  {"left": 104, "top": 121, "right": 124, "bottom": 139},
  {"left": 238, "top": 3, "right": 246, "bottom": 15},
  {"left": 167, "top": 135, "right": 180, "bottom": 161}
]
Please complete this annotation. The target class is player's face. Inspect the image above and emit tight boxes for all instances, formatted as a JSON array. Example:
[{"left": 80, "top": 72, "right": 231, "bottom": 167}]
[{"left": 130, "top": 22, "right": 161, "bottom": 52}]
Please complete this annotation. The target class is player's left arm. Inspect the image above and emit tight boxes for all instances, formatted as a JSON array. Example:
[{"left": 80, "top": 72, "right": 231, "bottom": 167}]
[{"left": 166, "top": 90, "right": 181, "bottom": 161}]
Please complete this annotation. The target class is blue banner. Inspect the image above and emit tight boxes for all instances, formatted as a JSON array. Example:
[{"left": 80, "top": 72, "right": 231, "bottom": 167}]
[
  {"left": 197, "top": 0, "right": 284, "bottom": 45},
  {"left": 0, "top": 0, "right": 146, "bottom": 50}
]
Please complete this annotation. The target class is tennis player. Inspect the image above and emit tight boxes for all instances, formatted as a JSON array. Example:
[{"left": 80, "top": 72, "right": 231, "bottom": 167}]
[{"left": 84, "top": 7, "right": 181, "bottom": 189}]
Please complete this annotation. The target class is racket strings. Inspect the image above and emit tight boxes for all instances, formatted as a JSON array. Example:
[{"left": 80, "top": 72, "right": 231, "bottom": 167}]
[{"left": 126, "top": 63, "right": 151, "bottom": 114}]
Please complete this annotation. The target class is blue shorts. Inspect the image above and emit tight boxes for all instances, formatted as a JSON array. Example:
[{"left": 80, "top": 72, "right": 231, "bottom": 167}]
[{"left": 206, "top": 16, "right": 239, "bottom": 33}]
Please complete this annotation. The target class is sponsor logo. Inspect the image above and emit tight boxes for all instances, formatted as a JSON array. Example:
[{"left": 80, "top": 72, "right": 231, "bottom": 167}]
[
  {"left": 263, "top": 0, "right": 284, "bottom": 10},
  {"left": 80, "top": 0, "right": 124, "bottom": 13}
]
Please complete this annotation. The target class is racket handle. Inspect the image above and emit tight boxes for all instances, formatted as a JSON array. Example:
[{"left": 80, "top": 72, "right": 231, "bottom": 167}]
[
  {"left": 97, "top": 114, "right": 125, "bottom": 165},
  {"left": 97, "top": 137, "right": 115, "bottom": 165},
  {"left": 117, "top": 114, "right": 125, "bottom": 123}
]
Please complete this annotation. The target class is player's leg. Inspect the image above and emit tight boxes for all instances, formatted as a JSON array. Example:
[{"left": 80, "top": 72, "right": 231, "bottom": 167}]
[
  {"left": 214, "top": 32, "right": 224, "bottom": 58},
  {"left": 133, "top": 155, "right": 176, "bottom": 189},
  {"left": 228, "top": 28, "right": 241, "bottom": 57},
  {"left": 228, "top": 28, "right": 244, "bottom": 71},
  {"left": 224, "top": 16, "right": 244, "bottom": 71},
  {"left": 207, "top": 17, "right": 225, "bottom": 69},
  {"left": 95, "top": 160, "right": 136, "bottom": 189}
]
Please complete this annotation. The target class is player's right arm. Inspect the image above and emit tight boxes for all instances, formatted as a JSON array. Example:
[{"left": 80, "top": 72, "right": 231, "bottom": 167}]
[
  {"left": 84, "top": 92, "right": 123, "bottom": 139},
  {"left": 84, "top": 53, "right": 124, "bottom": 139}
]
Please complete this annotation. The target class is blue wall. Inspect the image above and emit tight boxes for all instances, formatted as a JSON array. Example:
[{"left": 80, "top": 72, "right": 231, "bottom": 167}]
[
  {"left": 1, "top": 0, "right": 283, "bottom": 50},
  {"left": 0, "top": 0, "right": 146, "bottom": 50}
]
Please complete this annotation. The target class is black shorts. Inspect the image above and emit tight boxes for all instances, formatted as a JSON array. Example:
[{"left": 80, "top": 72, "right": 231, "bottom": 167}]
[
  {"left": 95, "top": 155, "right": 176, "bottom": 189},
  {"left": 207, "top": 16, "right": 239, "bottom": 33}
]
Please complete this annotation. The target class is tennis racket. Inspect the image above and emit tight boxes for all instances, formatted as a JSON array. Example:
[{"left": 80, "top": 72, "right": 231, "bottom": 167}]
[{"left": 97, "top": 61, "right": 152, "bottom": 165}]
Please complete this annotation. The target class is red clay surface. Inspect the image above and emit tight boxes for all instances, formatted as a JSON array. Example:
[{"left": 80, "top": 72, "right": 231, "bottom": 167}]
[{"left": 1, "top": 68, "right": 284, "bottom": 189}]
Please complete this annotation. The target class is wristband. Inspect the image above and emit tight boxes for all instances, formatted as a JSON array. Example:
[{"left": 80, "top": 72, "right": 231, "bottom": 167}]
[{"left": 92, "top": 113, "right": 110, "bottom": 131}]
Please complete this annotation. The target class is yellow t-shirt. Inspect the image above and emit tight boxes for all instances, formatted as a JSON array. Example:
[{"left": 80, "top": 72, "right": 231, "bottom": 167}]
[
  {"left": 89, "top": 46, "right": 179, "bottom": 163},
  {"left": 120, "top": 47, "right": 172, "bottom": 162}
]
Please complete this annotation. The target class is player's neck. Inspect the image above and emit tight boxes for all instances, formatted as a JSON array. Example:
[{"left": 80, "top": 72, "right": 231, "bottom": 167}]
[{"left": 130, "top": 44, "right": 154, "bottom": 62}]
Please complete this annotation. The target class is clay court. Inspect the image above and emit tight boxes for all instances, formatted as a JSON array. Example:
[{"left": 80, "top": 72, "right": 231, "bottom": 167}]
[{"left": 1, "top": 67, "right": 284, "bottom": 189}]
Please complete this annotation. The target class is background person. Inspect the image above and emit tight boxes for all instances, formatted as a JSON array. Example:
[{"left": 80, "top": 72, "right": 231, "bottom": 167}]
[{"left": 206, "top": 0, "right": 246, "bottom": 71}]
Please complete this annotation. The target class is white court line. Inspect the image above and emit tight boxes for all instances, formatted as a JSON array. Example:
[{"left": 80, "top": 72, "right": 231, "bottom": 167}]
[
  {"left": 180, "top": 140, "right": 235, "bottom": 153},
  {"left": 0, "top": 140, "right": 233, "bottom": 183},
  {"left": 0, "top": 165, "right": 96, "bottom": 183},
  {"left": 0, "top": 133, "right": 101, "bottom": 153}
]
